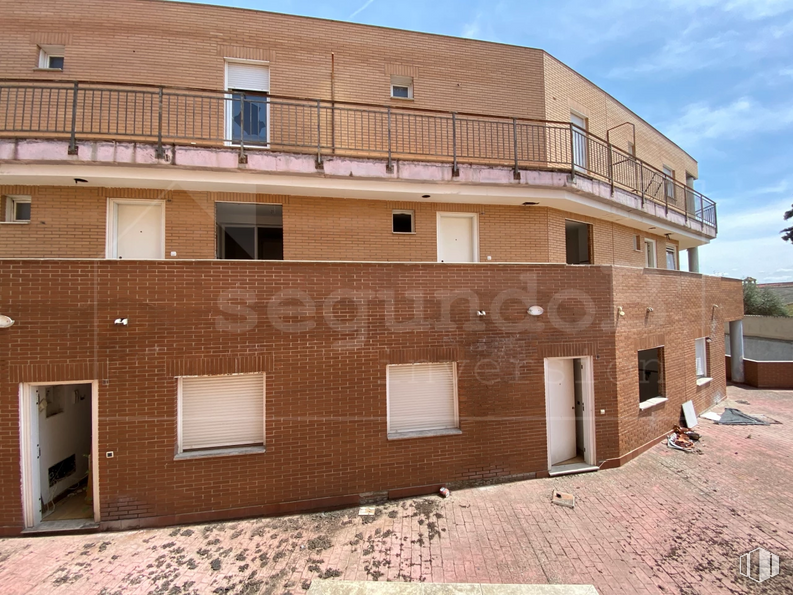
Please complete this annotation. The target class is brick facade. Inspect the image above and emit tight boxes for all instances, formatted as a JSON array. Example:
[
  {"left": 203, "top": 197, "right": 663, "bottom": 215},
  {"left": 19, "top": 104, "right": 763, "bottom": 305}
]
[
  {"left": 0, "top": 261, "right": 742, "bottom": 534},
  {"left": 0, "top": 186, "right": 679, "bottom": 266},
  {"left": 0, "top": 0, "right": 738, "bottom": 535},
  {"left": 1, "top": 0, "right": 693, "bottom": 179},
  {"left": 726, "top": 356, "right": 793, "bottom": 389}
]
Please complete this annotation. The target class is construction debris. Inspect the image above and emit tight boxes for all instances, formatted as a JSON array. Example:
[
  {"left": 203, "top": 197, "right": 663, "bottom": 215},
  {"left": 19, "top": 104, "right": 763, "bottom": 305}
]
[
  {"left": 718, "top": 408, "right": 770, "bottom": 426},
  {"left": 552, "top": 490, "right": 575, "bottom": 509},
  {"left": 439, "top": 487, "right": 450, "bottom": 498},
  {"left": 668, "top": 425, "right": 700, "bottom": 452},
  {"left": 358, "top": 506, "right": 375, "bottom": 516},
  {"left": 700, "top": 411, "right": 721, "bottom": 422}
]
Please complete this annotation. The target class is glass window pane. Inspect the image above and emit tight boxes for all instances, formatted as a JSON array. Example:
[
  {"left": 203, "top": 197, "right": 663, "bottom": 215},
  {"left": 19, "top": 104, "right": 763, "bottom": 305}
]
[
  {"left": 223, "top": 227, "right": 256, "bottom": 259},
  {"left": 257, "top": 227, "right": 284, "bottom": 260},
  {"left": 14, "top": 201, "right": 31, "bottom": 221},
  {"left": 231, "top": 92, "right": 268, "bottom": 144},
  {"left": 392, "top": 86, "right": 410, "bottom": 98},
  {"left": 48, "top": 56, "right": 64, "bottom": 69},
  {"left": 393, "top": 212, "right": 413, "bottom": 233}
]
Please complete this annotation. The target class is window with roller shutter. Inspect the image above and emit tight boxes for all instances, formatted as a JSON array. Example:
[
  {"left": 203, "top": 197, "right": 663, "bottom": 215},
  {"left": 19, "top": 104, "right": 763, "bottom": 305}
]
[
  {"left": 386, "top": 362, "right": 459, "bottom": 438},
  {"left": 178, "top": 373, "right": 265, "bottom": 454},
  {"left": 225, "top": 60, "right": 270, "bottom": 145}
]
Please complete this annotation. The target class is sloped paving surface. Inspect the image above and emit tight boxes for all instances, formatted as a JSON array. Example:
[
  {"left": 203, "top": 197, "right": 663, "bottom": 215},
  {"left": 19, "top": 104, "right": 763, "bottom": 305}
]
[{"left": 0, "top": 385, "right": 791, "bottom": 594}]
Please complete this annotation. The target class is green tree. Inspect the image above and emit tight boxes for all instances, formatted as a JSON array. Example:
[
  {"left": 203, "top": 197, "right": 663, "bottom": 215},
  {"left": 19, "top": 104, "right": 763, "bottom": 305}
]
[
  {"left": 783, "top": 203, "right": 793, "bottom": 243},
  {"left": 743, "top": 282, "right": 790, "bottom": 317}
]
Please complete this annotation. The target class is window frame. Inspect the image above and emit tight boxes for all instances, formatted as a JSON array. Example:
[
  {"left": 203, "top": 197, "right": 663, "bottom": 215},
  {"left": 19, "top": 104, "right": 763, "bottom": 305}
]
[
  {"left": 665, "top": 245, "right": 677, "bottom": 270},
  {"left": 392, "top": 209, "right": 415, "bottom": 234},
  {"left": 390, "top": 75, "right": 414, "bottom": 100},
  {"left": 215, "top": 201, "right": 284, "bottom": 260},
  {"left": 176, "top": 372, "right": 266, "bottom": 459},
  {"left": 38, "top": 45, "right": 65, "bottom": 70},
  {"left": 633, "top": 234, "right": 642, "bottom": 252},
  {"left": 224, "top": 59, "right": 271, "bottom": 148},
  {"left": 663, "top": 165, "right": 676, "bottom": 202},
  {"left": 695, "top": 337, "right": 711, "bottom": 382},
  {"left": 638, "top": 346, "right": 667, "bottom": 410},
  {"left": 386, "top": 362, "right": 460, "bottom": 439},
  {"left": 564, "top": 219, "right": 593, "bottom": 265},
  {"left": 4, "top": 195, "right": 31, "bottom": 223},
  {"left": 644, "top": 238, "right": 657, "bottom": 268}
]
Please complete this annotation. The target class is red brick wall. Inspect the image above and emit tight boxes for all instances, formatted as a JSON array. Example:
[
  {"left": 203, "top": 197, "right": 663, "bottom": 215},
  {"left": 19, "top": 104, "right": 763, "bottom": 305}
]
[
  {"left": 613, "top": 269, "right": 743, "bottom": 454},
  {"left": 0, "top": 260, "right": 742, "bottom": 532},
  {"left": 726, "top": 356, "right": 793, "bottom": 389}
]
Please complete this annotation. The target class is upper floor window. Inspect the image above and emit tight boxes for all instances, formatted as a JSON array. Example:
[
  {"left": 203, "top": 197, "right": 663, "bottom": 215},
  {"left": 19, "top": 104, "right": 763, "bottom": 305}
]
[
  {"left": 216, "top": 202, "right": 283, "bottom": 260},
  {"left": 38, "top": 45, "right": 64, "bottom": 70},
  {"left": 391, "top": 75, "right": 413, "bottom": 99},
  {"left": 644, "top": 238, "right": 657, "bottom": 268},
  {"left": 666, "top": 245, "right": 677, "bottom": 270},
  {"left": 3, "top": 196, "right": 31, "bottom": 223},
  {"left": 226, "top": 61, "right": 270, "bottom": 145},
  {"left": 565, "top": 219, "right": 592, "bottom": 265},
  {"left": 663, "top": 165, "right": 675, "bottom": 202},
  {"left": 392, "top": 210, "right": 414, "bottom": 233}
]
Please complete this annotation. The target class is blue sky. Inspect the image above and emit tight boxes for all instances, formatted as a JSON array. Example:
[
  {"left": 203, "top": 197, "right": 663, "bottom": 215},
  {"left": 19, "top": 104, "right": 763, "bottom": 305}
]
[{"left": 187, "top": 0, "right": 793, "bottom": 282}]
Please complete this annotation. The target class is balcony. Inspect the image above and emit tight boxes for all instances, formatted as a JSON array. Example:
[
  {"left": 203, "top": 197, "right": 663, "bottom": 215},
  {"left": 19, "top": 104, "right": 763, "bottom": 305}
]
[{"left": 0, "top": 80, "right": 716, "bottom": 233}]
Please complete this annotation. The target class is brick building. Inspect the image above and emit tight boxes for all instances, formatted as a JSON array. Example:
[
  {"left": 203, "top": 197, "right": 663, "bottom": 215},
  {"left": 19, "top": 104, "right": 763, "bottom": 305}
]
[{"left": 0, "top": 0, "right": 743, "bottom": 535}]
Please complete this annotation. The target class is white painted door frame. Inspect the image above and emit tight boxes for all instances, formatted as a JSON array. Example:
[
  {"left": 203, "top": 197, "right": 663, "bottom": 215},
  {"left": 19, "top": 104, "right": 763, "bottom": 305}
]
[
  {"left": 19, "top": 380, "right": 100, "bottom": 528},
  {"left": 436, "top": 212, "right": 479, "bottom": 263},
  {"left": 106, "top": 198, "right": 166, "bottom": 259},
  {"left": 543, "top": 356, "right": 596, "bottom": 469}
]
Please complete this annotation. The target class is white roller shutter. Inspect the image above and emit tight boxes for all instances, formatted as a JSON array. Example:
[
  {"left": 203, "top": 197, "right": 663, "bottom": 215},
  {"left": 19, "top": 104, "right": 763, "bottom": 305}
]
[
  {"left": 180, "top": 374, "right": 265, "bottom": 451},
  {"left": 226, "top": 62, "right": 270, "bottom": 92},
  {"left": 387, "top": 363, "right": 458, "bottom": 435}
]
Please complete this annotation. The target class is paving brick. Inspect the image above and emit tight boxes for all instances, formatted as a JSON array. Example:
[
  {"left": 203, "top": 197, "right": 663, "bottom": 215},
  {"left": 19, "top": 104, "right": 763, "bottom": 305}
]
[{"left": 0, "top": 385, "right": 790, "bottom": 594}]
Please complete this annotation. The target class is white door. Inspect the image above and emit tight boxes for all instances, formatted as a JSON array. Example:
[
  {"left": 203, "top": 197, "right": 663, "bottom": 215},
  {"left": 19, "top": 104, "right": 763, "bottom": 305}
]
[
  {"left": 546, "top": 358, "right": 577, "bottom": 465},
  {"left": 571, "top": 113, "right": 588, "bottom": 172},
  {"left": 30, "top": 387, "right": 43, "bottom": 527},
  {"left": 111, "top": 201, "right": 164, "bottom": 259},
  {"left": 437, "top": 214, "right": 476, "bottom": 263}
]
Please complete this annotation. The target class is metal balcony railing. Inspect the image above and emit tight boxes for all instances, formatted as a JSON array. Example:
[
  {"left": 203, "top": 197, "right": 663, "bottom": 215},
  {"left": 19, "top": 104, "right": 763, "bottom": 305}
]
[{"left": 0, "top": 80, "right": 716, "bottom": 229}]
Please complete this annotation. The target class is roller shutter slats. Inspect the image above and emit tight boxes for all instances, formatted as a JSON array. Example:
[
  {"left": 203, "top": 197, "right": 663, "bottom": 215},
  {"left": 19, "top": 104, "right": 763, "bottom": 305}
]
[
  {"left": 227, "top": 62, "right": 270, "bottom": 92},
  {"left": 388, "top": 363, "right": 457, "bottom": 434},
  {"left": 181, "top": 374, "right": 264, "bottom": 451}
]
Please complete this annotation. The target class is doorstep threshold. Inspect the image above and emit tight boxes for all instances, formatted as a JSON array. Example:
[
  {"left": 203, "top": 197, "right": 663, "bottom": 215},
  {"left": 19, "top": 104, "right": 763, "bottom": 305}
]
[
  {"left": 549, "top": 463, "right": 599, "bottom": 477},
  {"left": 22, "top": 519, "right": 100, "bottom": 536}
]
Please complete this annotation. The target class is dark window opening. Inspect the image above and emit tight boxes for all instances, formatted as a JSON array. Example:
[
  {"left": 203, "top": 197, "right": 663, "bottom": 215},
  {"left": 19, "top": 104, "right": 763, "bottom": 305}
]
[
  {"left": 216, "top": 203, "right": 283, "bottom": 260},
  {"left": 565, "top": 220, "right": 592, "bottom": 264},
  {"left": 392, "top": 86, "right": 410, "bottom": 98},
  {"left": 48, "top": 56, "right": 64, "bottom": 70},
  {"left": 638, "top": 347, "right": 665, "bottom": 403},
  {"left": 393, "top": 210, "right": 414, "bottom": 233},
  {"left": 231, "top": 91, "right": 268, "bottom": 145}
]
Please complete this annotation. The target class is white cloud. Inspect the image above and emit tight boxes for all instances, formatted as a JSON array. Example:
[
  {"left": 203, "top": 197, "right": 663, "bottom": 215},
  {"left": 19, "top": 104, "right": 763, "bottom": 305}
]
[
  {"left": 348, "top": 0, "right": 375, "bottom": 19},
  {"left": 462, "top": 13, "right": 483, "bottom": 38},
  {"left": 664, "top": 0, "right": 793, "bottom": 19},
  {"left": 661, "top": 97, "right": 793, "bottom": 149},
  {"left": 608, "top": 30, "right": 740, "bottom": 78}
]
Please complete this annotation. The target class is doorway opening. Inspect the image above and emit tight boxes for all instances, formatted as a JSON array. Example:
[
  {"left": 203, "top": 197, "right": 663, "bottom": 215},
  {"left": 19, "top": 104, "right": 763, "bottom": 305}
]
[
  {"left": 544, "top": 357, "right": 597, "bottom": 476},
  {"left": 565, "top": 220, "right": 592, "bottom": 264},
  {"left": 20, "top": 381, "right": 98, "bottom": 530}
]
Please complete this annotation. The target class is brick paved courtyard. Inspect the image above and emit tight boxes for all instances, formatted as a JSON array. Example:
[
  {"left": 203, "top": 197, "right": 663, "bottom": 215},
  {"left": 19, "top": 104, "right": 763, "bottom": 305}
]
[{"left": 0, "top": 384, "right": 791, "bottom": 595}]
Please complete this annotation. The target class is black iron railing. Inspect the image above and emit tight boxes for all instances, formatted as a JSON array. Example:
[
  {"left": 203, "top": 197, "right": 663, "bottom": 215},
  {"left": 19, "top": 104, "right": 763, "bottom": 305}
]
[{"left": 0, "top": 80, "right": 716, "bottom": 228}]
